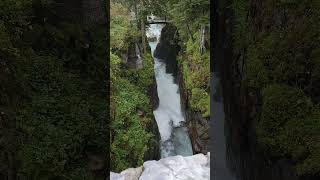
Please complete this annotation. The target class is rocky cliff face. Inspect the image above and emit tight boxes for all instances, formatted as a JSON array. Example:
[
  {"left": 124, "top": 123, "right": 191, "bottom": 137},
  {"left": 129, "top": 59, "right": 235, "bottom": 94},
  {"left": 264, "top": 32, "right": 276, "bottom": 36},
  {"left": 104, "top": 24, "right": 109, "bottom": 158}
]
[
  {"left": 110, "top": 153, "right": 210, "bottom": 180},
  {"left": 153, "top": 24, "right": 180, "bottom": 80}
]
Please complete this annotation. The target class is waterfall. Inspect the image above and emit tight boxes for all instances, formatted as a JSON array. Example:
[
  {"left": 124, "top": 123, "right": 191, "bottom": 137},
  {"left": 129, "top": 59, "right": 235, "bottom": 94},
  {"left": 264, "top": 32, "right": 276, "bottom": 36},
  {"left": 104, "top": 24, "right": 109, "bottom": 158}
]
[
  {"left": 146, "top": 23, "right": 193, "bottom": 158},
  {"left": 135, "top": 43, "right": 143, "bottom": 69}
]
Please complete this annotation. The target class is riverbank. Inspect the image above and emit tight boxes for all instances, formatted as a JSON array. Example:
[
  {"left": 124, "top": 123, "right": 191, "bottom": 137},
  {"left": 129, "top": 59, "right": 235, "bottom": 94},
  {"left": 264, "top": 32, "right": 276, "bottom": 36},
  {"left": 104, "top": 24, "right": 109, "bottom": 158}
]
[
  {"left": 110, "top": 0, "right": 210, "bottom": 175},
  {"left": 110, "top": 2, "right": 160, "bottom": 172}
]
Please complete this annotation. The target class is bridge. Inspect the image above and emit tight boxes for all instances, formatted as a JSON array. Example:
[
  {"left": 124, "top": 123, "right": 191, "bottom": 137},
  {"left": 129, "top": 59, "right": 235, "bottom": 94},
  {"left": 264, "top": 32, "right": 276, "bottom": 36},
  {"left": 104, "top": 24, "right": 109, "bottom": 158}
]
[
  {"left": 146, "top": 16, "right": 170, "bottom": 24},
  {"left": 146, "top": 21, "right": 170, "bottom": 24}
]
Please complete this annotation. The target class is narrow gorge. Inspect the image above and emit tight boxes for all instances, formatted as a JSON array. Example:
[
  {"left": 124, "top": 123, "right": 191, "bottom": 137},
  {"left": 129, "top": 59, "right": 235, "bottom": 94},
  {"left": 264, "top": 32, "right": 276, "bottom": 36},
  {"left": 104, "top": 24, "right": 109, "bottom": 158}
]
[
  {"left": 148, "top": 22, "right": 193, "bottom": 158},
  {"left": 110, "top": 14, "right": 210, "bottom": 179},
  {"left": 110, "top": 1, "right": 210, "bottom": 180}
]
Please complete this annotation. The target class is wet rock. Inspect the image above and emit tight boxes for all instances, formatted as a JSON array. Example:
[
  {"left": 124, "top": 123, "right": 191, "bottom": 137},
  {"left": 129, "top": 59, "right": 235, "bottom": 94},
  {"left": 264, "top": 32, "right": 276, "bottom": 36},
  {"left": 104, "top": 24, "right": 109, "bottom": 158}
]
[
  {"left": 126, "top": 42, "right": 141, "bottom": 69},
  {"left": 144, "top": 75, "right": 160, "bottom": 161},
  {"left": 147, "top": 36, "right": 157, "bottom": 42},
  {"left": 187, "top": 112, "right": 210, "bottom": 154},
  {"left": 153, "top": 23, "right": 180, "bottom": 78},
  {"left": 148, "top": 79, "right": 159, "bottom": 110},
  {"left": 143, "top": 115, "right": 161, "bottom": 161},
  {"left": 176, "top": 57, "right": 210, "bottom": 154}
]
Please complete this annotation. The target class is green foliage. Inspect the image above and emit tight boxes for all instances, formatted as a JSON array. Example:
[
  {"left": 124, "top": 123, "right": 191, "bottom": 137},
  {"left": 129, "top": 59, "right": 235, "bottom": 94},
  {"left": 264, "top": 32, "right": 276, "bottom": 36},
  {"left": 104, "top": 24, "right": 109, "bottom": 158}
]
[
  {"left": 110, "top": 15, "right": 129, "bottom": 50},
  {"left": 0, "top": 0, "right": 32, "bottom": 36},
  {"left": 257, "top": 84, "right": 312, "bottom": 154},
  {"left": 190, "top": 88, "right": 210, "bottom": 117},
  {"left": 15, "top": 54, "right": 106, "bottom": 179},
  {"left": 166, "top": 0, "right": 210, "bottom": 40},
  {"left": 179, "top": 32, "right": 210, "bottom": 117},
  {"left": 110, "top": 51, "right": 121, "bottom": 82},
  {"left": 110, "top": 52, "right": 154, "bottom": 171},
  {"left": 0, "top": 1, "right": 107, "bottom": 178},
  {"left": 156, "top": 0, "right": 211, "bottom": 118},
  {"left": 111, "top": 79, "right": 152, "bottom": 171},
  {"left": 256, "top": 84, "right": 320, "bottom": 175},
  {"left": 233, "top": 0, "right": 320, "bottom": 176},
  {"left": 245, "top": 29, "right": 320, "bottom": 90},
  {"left": 110, "top": 1, "right": 141, "bottom": 51},
  {"left": 110, "top": 2, "right": 157, "bottom": 172},
  {"left": 122, "top": 53, "right": 155, "bottom": 90},
  {"left": 110, "top": 45, "right": 155, "bottom": 172}
]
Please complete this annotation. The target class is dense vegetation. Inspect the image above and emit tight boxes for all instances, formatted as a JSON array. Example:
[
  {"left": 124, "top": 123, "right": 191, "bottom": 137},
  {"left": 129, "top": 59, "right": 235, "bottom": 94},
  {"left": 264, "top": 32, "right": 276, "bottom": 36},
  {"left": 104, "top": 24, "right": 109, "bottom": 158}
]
[
  {"left": 0, "top": 0, "right": 211, "bottom": 177},
  {"left": 110, "top": 1, "right": 158, "bottom": 172},
  {"left": 110, "top": 0, "right": 211, "bottom": 171},
  {"left": 232, "top": 0, "right": 320, "bottom": 176},
  {"left": 0, "top": 0, "right": 107, "bottom": 179},
  {"left": 182, "top": 36, "right": 210, "bottom": 117},
  {"left": 166, "top": 0, "right": 211, "bottom": 118},
  {"left": 114, "top": 0, "right": 211, "bottom": 118}
]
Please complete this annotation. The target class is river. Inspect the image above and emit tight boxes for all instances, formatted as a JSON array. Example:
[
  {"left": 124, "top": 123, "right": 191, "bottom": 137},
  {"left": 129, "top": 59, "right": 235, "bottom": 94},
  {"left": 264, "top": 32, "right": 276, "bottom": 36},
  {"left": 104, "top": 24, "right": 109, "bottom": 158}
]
[{"left": 146, "top": 22, "right": 193, "bottom": 158}]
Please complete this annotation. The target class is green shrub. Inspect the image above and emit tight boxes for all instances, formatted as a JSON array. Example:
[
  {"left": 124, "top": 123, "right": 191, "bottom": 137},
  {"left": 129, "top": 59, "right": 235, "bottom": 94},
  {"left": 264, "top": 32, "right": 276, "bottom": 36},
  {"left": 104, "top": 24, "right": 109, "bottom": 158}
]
[
  {"left": 190, "top": 88, "right": 210, "bottom": 117},
  {"left": 110, "top": 2, "right": 157, "bottom": 171},
  {"left": 257, "top": 84, "right": 320, "bottom": 175},
  {"left": 179, "top": 32, "right": 210, "bottom": 117}
]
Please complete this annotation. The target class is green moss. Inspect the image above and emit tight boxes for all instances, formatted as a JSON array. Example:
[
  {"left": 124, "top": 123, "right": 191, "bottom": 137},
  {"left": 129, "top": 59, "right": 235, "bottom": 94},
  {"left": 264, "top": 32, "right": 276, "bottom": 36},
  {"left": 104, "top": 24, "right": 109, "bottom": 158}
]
[
  {"left": 190, "top": 88, "right": 210, "bottom": 117},
  {"left": 110, "top": 51, "right": 155, "bottom": 171},
  {"left": 233, "top": 0, "right": 320, "bottom": 175},
  {"left": 179, "top": 32, "right": 210, "bottom": 117},
  {"left": 122, "top": 53, "right": 155, "bottom": 91},
  {"left": 111, "top": 78, "right": 152, "bottom": 171},
  {"left": 110, "top": 2, "right": 158, "bottom": 171},
  {"left": 256, "top": 84, "right": 320, "bottom": 175},
  {"left": 110, "top": 52, "right": 155, "bottom": 170}
]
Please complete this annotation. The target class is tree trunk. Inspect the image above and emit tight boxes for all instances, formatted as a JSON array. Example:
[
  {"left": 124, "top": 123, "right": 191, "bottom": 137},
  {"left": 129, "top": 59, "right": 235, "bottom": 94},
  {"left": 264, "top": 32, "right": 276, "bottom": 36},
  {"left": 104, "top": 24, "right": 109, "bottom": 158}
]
[{"left": 200, "top": 25, "right": 206, "bottom": 55}]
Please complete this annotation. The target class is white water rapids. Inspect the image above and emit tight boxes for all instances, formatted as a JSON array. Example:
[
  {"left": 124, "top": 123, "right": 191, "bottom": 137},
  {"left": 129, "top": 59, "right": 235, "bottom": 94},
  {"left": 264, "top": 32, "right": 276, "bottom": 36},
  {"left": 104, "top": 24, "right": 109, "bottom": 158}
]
[
  {"left": 146, "top": 23, "right": 193, "bottom": 158},
  {"left": 110, "top": 18, "right": 210, "bottom": 180}
]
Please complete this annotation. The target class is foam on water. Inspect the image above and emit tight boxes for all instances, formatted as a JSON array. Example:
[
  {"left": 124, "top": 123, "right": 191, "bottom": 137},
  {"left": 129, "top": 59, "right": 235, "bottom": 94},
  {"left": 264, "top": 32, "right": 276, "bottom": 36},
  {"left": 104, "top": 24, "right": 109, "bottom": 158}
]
[
  {"left": 147, "top": 23, "right": 192, "bottom": 158},
  {"left": 139, "top": 153, "right": 210, "bottom": 180}
]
